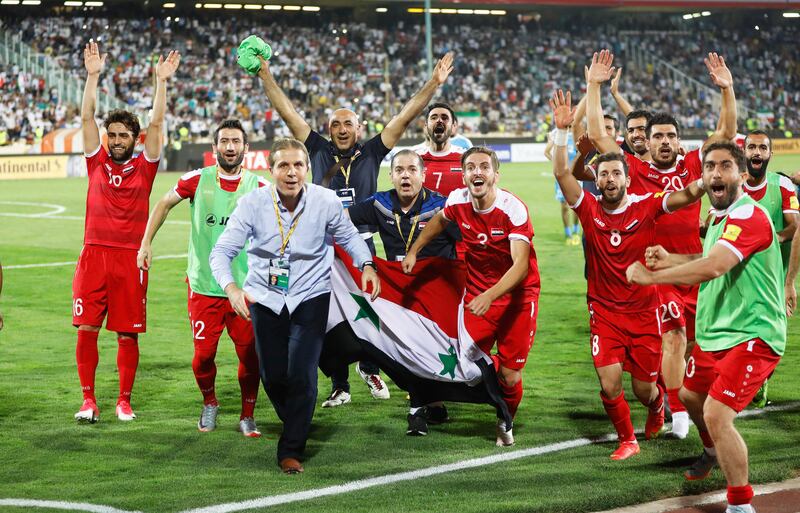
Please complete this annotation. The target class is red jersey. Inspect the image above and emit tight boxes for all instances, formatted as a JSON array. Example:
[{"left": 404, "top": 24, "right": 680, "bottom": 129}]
[
  {"left": 574, "top": 190, "right": 669, "bottom": 313},
  {"left": 626, "top": 149, "right": 702, "bottom": 255},
  {"left": 174, "top": 168, "right": 269, "bottom": 200},
  {"left": 413, "top": 142, "right": 466, "bottom": 197},
  {"left": 743, "top": 174, "right": 799, "bottom": 215},
  {"left": 710, "top": 201, "right": 773, "bottom": 261},
  {"left": 442, "top": 188, "right": 540, "bottom": 305},
  {"left": 83, "top": 145, "right": 159, "bottom": 250}
]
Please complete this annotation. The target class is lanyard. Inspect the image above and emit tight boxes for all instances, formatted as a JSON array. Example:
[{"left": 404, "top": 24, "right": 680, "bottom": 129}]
[
  {"left": 334, "top": 151, "right": 359, "bottom": 187},
  {"left": 394, "top": 191, "right": 424, "bottom": 254},
  {"left": 271, "top": 187, "right": 303, "bottom": 257}
]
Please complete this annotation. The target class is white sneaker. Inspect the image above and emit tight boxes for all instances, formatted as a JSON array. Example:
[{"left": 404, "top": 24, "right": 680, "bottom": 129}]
[
  {"left": 726, "top": 504, "right": 755, "bottom": 513},
  {"left": 495, "top": 418, "right": 514, "bottom": 447},
  {"left": 115, "top": 400, "right": 137, "bottom": 421},
  {"left": 322, "top": 389, "right": 351, "bottom": 408},
  {"left": 667, "top": 411, "right": 690, "bottom": 439},
  {"left": 198, "top": 404, "right": 219, "bottom": 432},
  {"left": 75, "top": 399, "right": 99, "bottom": 424},
  {"left": 238, "top": 417, "right": 262, "bottom": 438},
  {"left": 356, "top": 364, "right": 390, "bottom": 400}
]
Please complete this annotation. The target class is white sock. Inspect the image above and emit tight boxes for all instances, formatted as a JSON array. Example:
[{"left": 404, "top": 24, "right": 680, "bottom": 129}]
[
  {"left": 670, "top": 411, "right": 690, "bottom": 438},
  {"left": 705, "top": 445, "right": 717, "bottom": 457}
]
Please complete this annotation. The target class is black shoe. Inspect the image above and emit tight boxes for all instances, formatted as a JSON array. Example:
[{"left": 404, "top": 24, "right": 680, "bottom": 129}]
[
  {"left": 406, "top": 412, "right": 428, "bottom": 436},
  {"left": 423, "top": 405, "right": 450, "bottom": 425}
]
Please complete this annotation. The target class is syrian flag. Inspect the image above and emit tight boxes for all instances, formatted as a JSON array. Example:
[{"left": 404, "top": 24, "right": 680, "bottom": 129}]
[{"left": 324, "top": 247, "right": 511, "bottom": 423}]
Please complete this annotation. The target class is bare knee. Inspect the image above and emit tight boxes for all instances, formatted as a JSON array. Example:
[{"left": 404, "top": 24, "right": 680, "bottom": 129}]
[
  {"left": 498, "top": 366, "right": 521, "bottom": 388},
  {"left": 662, "top": 328, "right": 687, "bottom": 355},
  {"left": 117, "top": 332, "right": 139, "bottom": 343},
  {"left": 631, "top": 379, "right": 657, "bottom": 404},
  {"left": 78, "top": 325, "right": 101, "bottom": 332}
]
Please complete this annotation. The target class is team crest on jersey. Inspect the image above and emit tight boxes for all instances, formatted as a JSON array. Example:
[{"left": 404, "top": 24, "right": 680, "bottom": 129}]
[
  {"left": 491, "top": 228, "right": 504, "bottom": 237},
  {"left": 654, "top": 192, "right": 667, "bottom": 198},
  {"left": 792, "top": 197, "right": 800, "bottom": 210},
  {"left": 722, "top": 224, "right": 742, "bottom": 242}
]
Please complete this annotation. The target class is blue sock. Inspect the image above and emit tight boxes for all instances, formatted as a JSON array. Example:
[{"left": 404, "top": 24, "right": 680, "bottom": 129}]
[
  {"left": 572, "top": 224, "right": 580, "bottom": 235},
  {"left": 565, "top": 226, "right": 572, "bottom": 237}
]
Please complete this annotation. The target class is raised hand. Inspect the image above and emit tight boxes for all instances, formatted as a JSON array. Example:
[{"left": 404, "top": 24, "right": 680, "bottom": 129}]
[
  {"left": 610, "top": 67, "right": 623, "bottom": 96},
  {"left": 704, "top": 52, "right": 733, "bottom": 89},
  {"left": 432, "top": 52, "right": 454, "bottom": 86},
  {"left": 83, "top": 41, "right": 106, "bottom": 75},
  {"left": 576, "top": 133, "right": 594, "bottom": 156},
  {"left": 156, "top": 50, "right": 181, "bottom": 81},
  {"left": 586, "top": 49, "right": 616, "bottom": 84},
  {"left": 549, "top": 89, "right": 576, "bottom": 130},
  {"left": 256, "top": 55, "right": 272, "bottom": 80}
]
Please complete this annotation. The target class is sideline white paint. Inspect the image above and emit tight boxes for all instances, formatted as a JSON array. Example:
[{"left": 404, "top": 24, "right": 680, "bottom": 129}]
[
  {"left": 0, "top": 498, "right": 140, "bottom": 513},
  {"left": 5, "top": 254, "right": 187, "bottom": 270},
  {"left": 0, "top": 201, "right": 189, "bottom": 224}
]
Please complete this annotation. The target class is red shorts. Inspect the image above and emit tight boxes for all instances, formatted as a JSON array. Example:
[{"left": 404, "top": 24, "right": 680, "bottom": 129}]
[
  {"left": 683, "top": 339, "right": 781, "bottom": 412},
  {"left": 657, "top": 284, "right": 698, "bottom": 341},
  {"left": 588, "top": 302, "right": 662, "bottom": 382},
  {"left": 463, "top": 300, "right": 537, "bottom": 370},
  {"left": 187, "top": 284, "right": 254, "bottom": 348},
  {"left": 72, "top": 245, "right": 147, "bottom": 333}
]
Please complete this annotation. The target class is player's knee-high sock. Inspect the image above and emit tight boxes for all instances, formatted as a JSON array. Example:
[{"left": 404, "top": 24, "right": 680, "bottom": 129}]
[
  {"left": 234, "top": 342, "right": 259, "bottom": 419},
  {"left": 499, "top": 379, "right": 523, "bottom": 418},
  {"left": 666, "top": 387, "right": 687, "bottom": 413},
  {"left": 76, "top": 330, "right": 99, "bottom": 400},
  {"left": 601, "top": 391, "right": 636, "bottom": 443},
  {"left": 647, "top": 383, "right": 665, "bottom": 413},
  {"left": 192, "top": 346, "right": 218, "bottom": 406},
  {"left": 116, "top": 335, "right": 139, "bottom": 403},
  {"left": 698, "top": 428, "right": 717, "bottom": 455}
]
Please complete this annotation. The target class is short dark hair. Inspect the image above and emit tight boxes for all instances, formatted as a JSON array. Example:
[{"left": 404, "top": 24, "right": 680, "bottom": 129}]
[
  {"left": 426, "top": 102, "right": 457, "bottom": 123},
  {"left": 646, "top": 112, "right": 681, "bottom": 138},
  {"left": 703, "top": 141, "right": 746, "bottom": 172},
  {"left": 214, "top": 119, "right": 248, "bottom": 146},
  {"left": 595, "top": 152, "right": 629, "bottom": 177},
  {"left": 461, "top": 146, "right": 500, "bottom": 172},
  {"left": 603, "top": 114, "right": 618, "bottom": 129},
  {"left": 390, "top": 149, "right": 425, "bottom": 171},
  {"left": 745, "top": 129, "right": 771, "bottom": 151},
  {"left": 103, "top": 110, "right": 140, "bottom": 139},
  {"left": 625, "top": 109, "right": 652, "bottom": 129}
]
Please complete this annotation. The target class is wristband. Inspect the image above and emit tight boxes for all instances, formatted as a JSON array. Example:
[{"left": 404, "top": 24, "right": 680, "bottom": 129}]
[
  {"left": 360, "top": 261, "right": 377, "bottom": 272},
  {"left": 695, "top": 178, "right": 706, "bottom": 191},
  {"left": 554, "top": 129, "right": 569, "bottom": 147}
]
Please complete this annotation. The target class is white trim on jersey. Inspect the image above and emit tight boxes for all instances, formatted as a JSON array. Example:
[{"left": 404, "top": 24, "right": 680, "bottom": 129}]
[
  {"left": 84, "top": 144, "right": 103, "bottom": 158},
  {"left": 509, "top": 233, "right": 531, "bottom": 244},
  {"left": 743, "top": 179, "right": 768, "bottom": 192},
  {"left": 142, "top": 150, "right": 160, "bottom": 163},
  {"left": 716, "top": 239, "right": 744, "bottom": 262},
  {"left": 569, "top": 190, "right": 585, "bottom": 210},
  {"left": 180, "top": 169, "right": 203, "bottom": 181},
  {"left": 601, "top": 193, "right": 653, "bottom": 215},
  {"left": 728, "top": 203, "right": 755, "bottom": 220}
]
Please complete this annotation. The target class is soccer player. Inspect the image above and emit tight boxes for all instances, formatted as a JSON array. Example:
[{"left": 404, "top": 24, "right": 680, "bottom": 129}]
[
  {"left": 587, "top": 49, "right": 737, "bottom": 438},
  {"left": 347, "top": 149, "right": 459, "bottom": 435},
  {"left": 402, "top": 146, "right": 540, "bottom": 447},
  {"left": 627, "top": 141, "right": 785, "bottom": 513},
  {"left": 256, "top": 51, "right": 454, "bottom": 407},
  {"left": 72, "top": 42, "right": 179, "bottom": 423},
  {"left": 138, "top": 119, "right": 267, "bottom": 437},
  {"left": 545, "top": 126, "right": 580, "bottom": 245},
  {"left": 550, "top": 88, "right": 705, "bottom": 460},
  {"left": 412, "top": 102, "right": 467, "bottom": 197}
]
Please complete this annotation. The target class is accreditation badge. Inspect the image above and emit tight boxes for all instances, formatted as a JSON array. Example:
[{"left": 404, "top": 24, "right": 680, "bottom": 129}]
[
  {"left": 395, "top": 254, "right": 405, "bottom": 262},
  {"left": 336, "top": 188, "right": 356, "bottom": 208},
  {"left": 268, "top": 258, "right": 290, "bottom": 292}
]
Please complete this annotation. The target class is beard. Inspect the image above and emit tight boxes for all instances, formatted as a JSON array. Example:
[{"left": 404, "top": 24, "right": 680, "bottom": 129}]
[
  {"left": 746, "top": 156, "right": 770, "bottom": 180},
  {"left": 110, "top": 143, "right": 135, "bottom": 163},
  {"left": 217, "top": 150, "right": 245, "bottom": 172},
  {"left": 600, "top": 184, "right": 626, "bottom": 205},
  {"left": 708, "top": 182, "right": 741, "bottom": 210},
  {"left": 427, "top": 123, "right": 449, "bottom": 145},
  {"left": 651, "top": 146, "right": 678, "bottom": 168}
]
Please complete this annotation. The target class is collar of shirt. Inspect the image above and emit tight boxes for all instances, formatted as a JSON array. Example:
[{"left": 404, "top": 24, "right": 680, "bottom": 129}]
[
  {"left": 390, "top": 187, "right": 427, "bottom": 216},
  {"left": 273, "top": 184, "right": 308, "bottom": 214},
  {"left": 329, "top": 141, "right": 363, "bottom": 159}
]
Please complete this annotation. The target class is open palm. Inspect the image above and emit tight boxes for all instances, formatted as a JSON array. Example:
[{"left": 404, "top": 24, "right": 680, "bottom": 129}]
[
  {"left": 83, "top": 41, "right": 106, "bottom": 75},
  {"left": 156, "top": 51, "right": 181, "bottom": 80}
]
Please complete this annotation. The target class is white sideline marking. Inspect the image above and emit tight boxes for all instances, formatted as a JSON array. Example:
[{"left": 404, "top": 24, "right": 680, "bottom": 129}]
[
  {"left": 0, "top": 201, "right": 189, "bottom": 224},
  {"left": 5, "top": 254, "right": 187, "bottom": 269},
  {"left": 0, "top": 498, "right": 140, "bottom": 513}
]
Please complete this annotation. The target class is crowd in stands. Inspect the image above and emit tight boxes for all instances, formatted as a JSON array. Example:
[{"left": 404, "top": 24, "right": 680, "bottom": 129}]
[{"left": 1, "top": 14, "right": 798, "bottom": 145}]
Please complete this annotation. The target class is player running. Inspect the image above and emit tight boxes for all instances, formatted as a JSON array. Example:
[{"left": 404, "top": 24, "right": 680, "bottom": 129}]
[
  {"left": 550, "top": 88, "right": 705, "bottom": 460},
  {"left": 138, "top": 119, "right": 267, "bottom": 437},
  {"left": 402, "top": 146, "right": 540, "bottom": 447},
  {"left": 628, "top": 141, "right": 785, "bottom": 513},
  {"left": 587, "top": 49, "right": 737, "bottom": 438},
  {"left": 73, "top": 42, "right": 180, "bottom": 423}
]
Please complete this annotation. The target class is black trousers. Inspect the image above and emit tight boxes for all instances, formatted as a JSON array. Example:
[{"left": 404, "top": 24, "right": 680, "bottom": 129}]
[{"left": 250, "top": 293, "right": 330, "bottom": 463}]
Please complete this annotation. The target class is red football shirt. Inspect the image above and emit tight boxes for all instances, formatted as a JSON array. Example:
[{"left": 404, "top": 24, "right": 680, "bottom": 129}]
[
  {"left": 442, "top": 188, "right": 540, "bottom": 305},
  {"left": 626, "top": 149, "right": 702, "bottom": 255},
  {"left": 174, "top": 168, "right": 269, "bottom": 200},
  {"left": 83, "top": 145, "right": 159, "bottom": 249},
  {"left": 574, "top": 190, "right": 669, "bottom": 313},
  {"left": 711, "top": 201, "right": 773, "bottom": 260},
  {"left": 413, "top": 142, "right": 466, "bottom": 197},
  {"left": 743, "top": 174, "right": 799, "bottom": 215}
]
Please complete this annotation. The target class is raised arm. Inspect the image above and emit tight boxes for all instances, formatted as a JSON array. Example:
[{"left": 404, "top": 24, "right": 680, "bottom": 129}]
[
  {"left": 138, "top": 190, "right": 184, "bottom": 270},
  {"left": 144, "top": 51, "right": 181, "bottom": 161},
  {"left": 81, "top": 42, "right": 105, "bottom": 153},
  {"left": 381, "top": 52, "right": 454, "bottom": 149},
  {"left": 644, "top": 244, "right": 701, "bottom": 271},
  {"left": 664, "top": 178, "right": 706, "bottom": 212},
  {"left": 571, "top": 94, "right": 588, "bottom": 142},
  {"left": 550, "top": 89, "right": 582, "bottom": 206},
  {"left": 402, "top": 210, "right": 449, "bottom": 273},
  {"left": 256, "top": 56, "right": 311, "bottom": 142},
  {"left": 586, "top": 50, "right": 621, "bottom": 155},
  {"left": 466, "top": 239, "right": 530, "bottom": 316},
  {"left": 610, "top": 67, "right": 634, "bottom": 117},
  {"left": 702, "top": 53, "right": 737, "bottom": 150},
  {"left": 785, "top": 223, "right": 800, "bottom": 316},
  {"left": 572, "top": 134, "right": 598, "bottom": 181}
]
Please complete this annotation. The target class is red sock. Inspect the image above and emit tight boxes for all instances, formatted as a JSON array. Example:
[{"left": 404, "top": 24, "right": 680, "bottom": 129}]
[
  {"left": 699, "top": 428, "right": 715, "bottom": 449},
  {"left": 192, "top": 346, "right": 218, "bottom": 406},
  {"left": 234, "top": 342, "right": 260, "bottom": 419},
  {"left": 76, "top": 330, "right": 99, "bottom": 400},
  {"left": 727, "top": 484, "right": 754, "bottom": 506},
  {"left": 117, "top": 335, "right": 139, "bottom": 403},
  {"left": 601, "top": 391, "right": 636, "bottom": 443},
  {"left": 648, "top": 385, "right": 665, "bottom": 413},
  {"left": 666, "top": 387, "right": 687, "bottom": 414},
  {"left": 498, "top": 378, "right": 523, "bottom": 418}
]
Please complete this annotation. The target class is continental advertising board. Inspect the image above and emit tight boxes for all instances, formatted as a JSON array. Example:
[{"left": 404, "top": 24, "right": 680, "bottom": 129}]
[{"left": 0, "top": 154, "right": 87, "bottom": 180}]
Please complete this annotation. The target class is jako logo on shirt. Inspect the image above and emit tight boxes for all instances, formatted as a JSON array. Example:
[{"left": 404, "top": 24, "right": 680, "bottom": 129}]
[
  {"left": 461, "top": 223, "right": 471, "bottom": 230},
  {"left": 593, "top": 218, "right": 606, "bottom": 228},
  {"left": 205, "top": 214, "right": 230, "bottom": 226}
]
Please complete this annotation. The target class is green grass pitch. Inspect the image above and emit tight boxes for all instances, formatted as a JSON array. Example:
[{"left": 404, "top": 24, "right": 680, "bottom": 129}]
[{"left": 1, "top": 157, "right": 799, "bottom": 513}]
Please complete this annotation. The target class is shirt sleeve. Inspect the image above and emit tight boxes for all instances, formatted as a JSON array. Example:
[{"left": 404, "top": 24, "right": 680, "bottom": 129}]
[
  {"left": 683, "top": 149, "right": 703, "bottom": 180},
  {"left": 135, "top": 153, "right": 160, "bottom": 185},
  {"left": 715, "top": 205, "right": 773, "bottom": 262},
  {"left": 327, "top": 193, "right": 372, "bottom": 268},
  {"left": 571, "top": 189, "right": 596, "bottom": 228},
  {"left": 304, "top": 130, "right": 328, "bottom": 156},
  {"left": 84, "top": 145, "right": 106, "bottom": 177},
  {"left": 174, "top": 171, "right": 200, "bottom": 200},
  {"left": 347, "top": 197, "right": 379, "bottom": 227},
  {"left": 779, "top": 175, "right": 799, "bottom": 214},
  {"left": 505, "top": 195, "right": 534, "bottom": 244},
  {"left": 210, "top": 195, "right": 254, "bottom": 290}
]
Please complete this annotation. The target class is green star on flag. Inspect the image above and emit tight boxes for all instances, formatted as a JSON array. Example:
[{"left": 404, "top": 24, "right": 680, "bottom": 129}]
[
  {"left": 350, "top": 293, "right": 380, "bottom": 330},
  {"left": 438, "top": 346, "right": 458, "bottom": 379}
]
